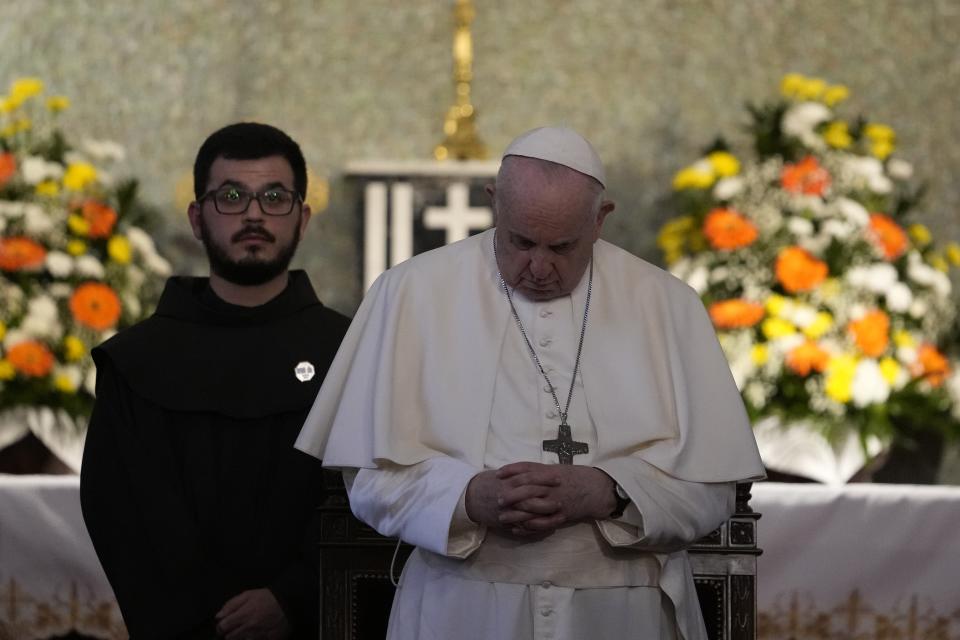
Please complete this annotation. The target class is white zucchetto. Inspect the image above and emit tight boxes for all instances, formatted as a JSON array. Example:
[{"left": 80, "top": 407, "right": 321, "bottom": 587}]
[{"left": 503, "top": 126, "right": 606, "bottom": 188}]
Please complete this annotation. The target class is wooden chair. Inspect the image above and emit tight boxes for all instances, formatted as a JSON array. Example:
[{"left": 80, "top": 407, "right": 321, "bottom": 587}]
[{"left": 317, "top": 472, "right": 760, "bottom": 640}]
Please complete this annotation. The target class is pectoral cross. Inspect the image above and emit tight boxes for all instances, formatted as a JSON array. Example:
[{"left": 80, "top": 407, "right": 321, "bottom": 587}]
[{"left": 542, "top": 423, "right": 589, "bottom": 465}]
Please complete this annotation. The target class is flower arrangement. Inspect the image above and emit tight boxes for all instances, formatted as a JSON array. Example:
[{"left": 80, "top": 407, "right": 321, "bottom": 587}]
[
  {"left": 660, "top": 73, "right": 960, "bottom": 469},
  {"left": 0, "top": 77, "right": 170, "bottom": 447}
]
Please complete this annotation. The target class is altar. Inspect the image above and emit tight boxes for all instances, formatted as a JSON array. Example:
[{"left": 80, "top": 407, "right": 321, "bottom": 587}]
[{"left": 2, "top": 477, "right": 959, "bottom": 640}]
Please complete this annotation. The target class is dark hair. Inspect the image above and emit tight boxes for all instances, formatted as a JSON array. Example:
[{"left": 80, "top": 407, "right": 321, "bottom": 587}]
[{"left": 193, "top": 122, "right": 307, "bottom": 200}]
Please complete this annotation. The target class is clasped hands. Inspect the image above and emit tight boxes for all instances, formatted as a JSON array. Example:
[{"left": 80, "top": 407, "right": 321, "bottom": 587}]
[{"left": 465, "top": 461, "right": 617, "bottom": 536}]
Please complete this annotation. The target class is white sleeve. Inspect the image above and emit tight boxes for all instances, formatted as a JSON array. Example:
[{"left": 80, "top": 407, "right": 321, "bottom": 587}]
[
  {"left": 594, "top": 457, "right": 735, "bottom": 552},
  {"left": 343, "top": 457, "right": 486, "bottom": 558}
]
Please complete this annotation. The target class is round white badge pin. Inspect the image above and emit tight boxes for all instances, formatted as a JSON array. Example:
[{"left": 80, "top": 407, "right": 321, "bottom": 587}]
[{"left": 294, "top": 361, "right": 316, "bottom": 382}]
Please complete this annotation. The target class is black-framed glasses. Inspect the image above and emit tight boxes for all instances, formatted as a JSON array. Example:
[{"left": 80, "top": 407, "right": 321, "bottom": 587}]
[{"left": 199, "top": 186, "right": 303, "bottom": 216}]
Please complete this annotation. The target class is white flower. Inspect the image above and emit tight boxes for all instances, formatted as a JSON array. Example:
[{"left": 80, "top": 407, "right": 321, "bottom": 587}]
[
  {"left": 790, "top": 305, "right": 817, "bottom": 328},
  {"left": 909, "top": 299, "right": 928, "bottom": 319},
  {"left": 713, "top": 177, "right": 744, "bottom": 201},
  {"left": 45, "top": 251, "right": 74, "bottom": 277},
  {"left": 126, "top": 226, "right": 157, "bottom": 254},
  {"left": 897, "top": 345, "right": 918, "bottom": 366},
  {"left": 145, "top": 254, "right": 172, "bottom": 277},
  {"left": 686, "top": 265, "right": 709, "bottom": 295},
  {"left": 851, "top": 359, "right": 890, "bottom": 408},
  {"left": 23, "top": 204, "right": 55, "bottom": 235},
  {"left": 822, "top": 219, "right": 853, "bottom": 239},
  {"left": 84, "top": 367, "right": 98, "bottom": 395},
  {"left": 123, "top": 293, "right": 142, "bottom": 318},
  {"left": 20, "top": 156, "right": 64, "bottom": 184},
  {"left": 48, "top": 283, "right": 73, "bottom": 298},
  {"left": 27, "top": 295, "right": 59, "bottom": 322},
  {"left": 82, "top": 139, "right": 127, "bottom": 163},
  {"left": 887, "top": 158, "right": 913, "bottom": 180},
  {"left": 787, "top": 217, "right": 814, "bottom": 237},
  {"left": 20, "top": 295, "right": 62, "bottom": 340},
  {"left": 75, "top": 255, "right": 105, "bottom": 278},
  {"left": 781, "top": 102, "right": 831, "bottom": 148},
  {"left": 833, "top": 198, "right": 870, "bottom": 227},
  {"left": 844, "top": 156, "right": 892, "bottom": 195},
  {"left": 907, "top": 253, "right": 951, "bottom": 295},
  {"left": 885, "top": 282, "right": 913, "bottom": 313},
  {"left": 947, "top": 369, "right": 960, "bottom": 421}
]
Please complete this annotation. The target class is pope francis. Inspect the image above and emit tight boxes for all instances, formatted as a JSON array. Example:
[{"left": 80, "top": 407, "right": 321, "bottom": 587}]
[{"left": 295, "top": 126, "right": 765, "bottom": 640}]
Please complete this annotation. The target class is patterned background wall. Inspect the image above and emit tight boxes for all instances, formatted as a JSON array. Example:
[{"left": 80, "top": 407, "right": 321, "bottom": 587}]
[{"left": 2, "top": 0, "right": 958, "bottom": 315}]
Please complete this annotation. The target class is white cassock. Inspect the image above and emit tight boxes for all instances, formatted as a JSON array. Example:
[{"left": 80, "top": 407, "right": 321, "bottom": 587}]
[{"left": 296, "top": 228, "right": 765, "bottom": 640}]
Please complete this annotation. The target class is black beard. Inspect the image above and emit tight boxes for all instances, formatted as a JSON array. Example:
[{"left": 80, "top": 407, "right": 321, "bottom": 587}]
[{"left": 198, "top": 215, "right": 302, "bottom": 286}]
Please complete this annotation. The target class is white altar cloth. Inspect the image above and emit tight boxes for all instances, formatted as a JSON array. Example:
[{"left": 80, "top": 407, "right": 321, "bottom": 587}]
[
  {"left": 752, "top": 482, "right": 960, "bottom": 639},
  {"left": 0, "top": 474, "right": 124, "bottom": 640},
  {"left": 1, "top": 477, "right": 958, "bottom": 640}
]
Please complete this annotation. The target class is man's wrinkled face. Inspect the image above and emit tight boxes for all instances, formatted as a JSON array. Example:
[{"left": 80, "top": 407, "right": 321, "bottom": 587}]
[
  {"left": 188, "top": 155, "right": 311, "bottom": 286},
  {"left": 490, "top": 158, "right": 613, "bottom": 301}
]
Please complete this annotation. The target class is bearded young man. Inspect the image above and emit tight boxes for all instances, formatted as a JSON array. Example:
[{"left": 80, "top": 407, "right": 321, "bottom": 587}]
[
  {"left": 296, "top": 127, "right": 765, "bottom": 640},
  {"left": 81, "top": 123, "right": 350, "bottom": 640}
]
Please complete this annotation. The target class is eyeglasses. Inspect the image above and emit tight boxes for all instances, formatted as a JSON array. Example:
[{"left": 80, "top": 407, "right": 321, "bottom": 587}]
[{"left": 199, "top": 186, "right": 303, "bottom": 216}]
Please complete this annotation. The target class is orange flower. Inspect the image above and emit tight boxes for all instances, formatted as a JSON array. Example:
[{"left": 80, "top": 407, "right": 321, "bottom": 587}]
[
  {"left": 0, "top": 152, "right": 15, "bottom": 187},
  {"left": 81, "top": 200, "right": 118, "bottom": 239},
  {"left": 775, "top": 247, "right": 828, "bottom": 293},
  {"left": 868, "top": 213, "right": 908, "bottom": 260},
  {"left": 781, "top": 156, "right": 831, "bottom": 196},
  {"left": 0, "top": 236, "right": 47, "bottom": 271},
  {"left": 848, "top": 310, "right": 890, "bottom": 358},
  {"left": 708, "top": 299, "right": 765, "bottom": 329},
  {"left": 70, "top": 282, "right": 122, "bottom": 331},
  {"left": 786, "top": 341, "right": 830, "bottom": 376},
  {"left": 7, "top": 341, "right": 55, "bottom": 377},
  {"left": 912, "top": 344, "right": 950, "bottom": 387},
  {"left": 703, "top": 208, "right": 758, "bottom": 250}
]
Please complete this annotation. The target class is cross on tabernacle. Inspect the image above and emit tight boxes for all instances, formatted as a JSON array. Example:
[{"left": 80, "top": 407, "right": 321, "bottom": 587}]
[
  {"left": 542, "top": 423, "right": 589, "bottom": 465},
  {"left": 423, "top": 182, "right": 492, "bottom": 244}
]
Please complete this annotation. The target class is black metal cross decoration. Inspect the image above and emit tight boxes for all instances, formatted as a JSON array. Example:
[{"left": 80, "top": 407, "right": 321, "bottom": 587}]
[{"left": 542, "top": 423, "right": 589, "bottom": 465}]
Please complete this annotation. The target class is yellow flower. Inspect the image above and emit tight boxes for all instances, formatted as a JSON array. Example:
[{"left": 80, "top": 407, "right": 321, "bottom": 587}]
[
  {"left": 870, "top": 139, "right": 895, "bottom": 160},
  {"left": 947, "top": 242, "right": 960, "bottom": 266},
  {"left": 803, "top": 312, "right": 834, "bottom": 340},
  {"left": 708, "top": 151, "right": 740, "bottom": 177},
  {"left": 824, "top": 354, "right": 858, "bottom": 403},
  {"left": 823, "top": 121, "right": 852, "bottom": 149},
  {"left": 46, "top": 96, "right": 70, "bottom": 112},
  {"left": 108, "top": 235, "right": 132, "bottom": 264},
  {"left": 762, "top": 317, "right": 796, "bottom": 339},
  {"left": 63, "top": 162, "right": 98, "bottom": 191},
  {"left": 15, "top": 118, "right": 32, "bottom": 133},
  {"left": 63, "top": 336, "right": 86, "bottom": 362},
  {"left": 780, "top": 73, "right": 806, "bottom": 99},
  {"left": 764, "top": 294, "right": 788, "bottom": 317},
  {"left": 0, "top": 123, "right": 17, "bottom": 138},
  {"left": 54, "top": 373, "right": 79, "bottom": 393},
  {"left": 0, "top": 321, "right": 6, "bottom": 341},
  {"left": 68, "top": 214, "right": 91, "bottom": 236},
  {"left": 930, "top": 254, "right": 949, "bottom": 272},
  {"left": 35, "top": 180, "right": 60, "bottom": 197},
  {"left": 672, "top": 166, "right": 715, "bottom": 190},
  {"left": 798, "top": 77, "right": 827, "bottom": 101},
  {"left": 751, "top": 344, "right": 769, "bottom": 366},
  {"left": 908, "top": 224, "right": 932, "bottom": 247},
  {"left": 893, "top": 330, "right": 915, "bottom": 348},
  {"left": 879, "top": 357, "right": 901, "bottom": 385},
  {"left": 0, "top": 96, "right": 15, "bottom": 114},
  {"left": 823, "top": 85, "right": 850, "bottom": 107},
  {"left": 0, "top": 359, "right": 15, "bottom": 381},
  {"left": 66, "top": 239, "right": 88, "bottom": 256},
  {"left": 657, "top": 216, "right": 693, "bottom": 246},
  {"left": 10, "top": 77, "right": 44, "bottom": 102},
  {"left": 864, "top": 123, "right": 896, "bottom": 142}
]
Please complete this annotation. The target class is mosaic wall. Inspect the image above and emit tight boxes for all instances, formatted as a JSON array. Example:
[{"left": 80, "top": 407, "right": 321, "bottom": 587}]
[{"left": 2, "top": 0, "right": 958, "bottom": 312}]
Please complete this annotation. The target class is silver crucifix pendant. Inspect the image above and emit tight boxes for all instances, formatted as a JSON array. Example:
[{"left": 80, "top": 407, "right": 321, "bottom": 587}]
[{"left": 542, "top": 423, "right": 589, "bottom": 464}]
